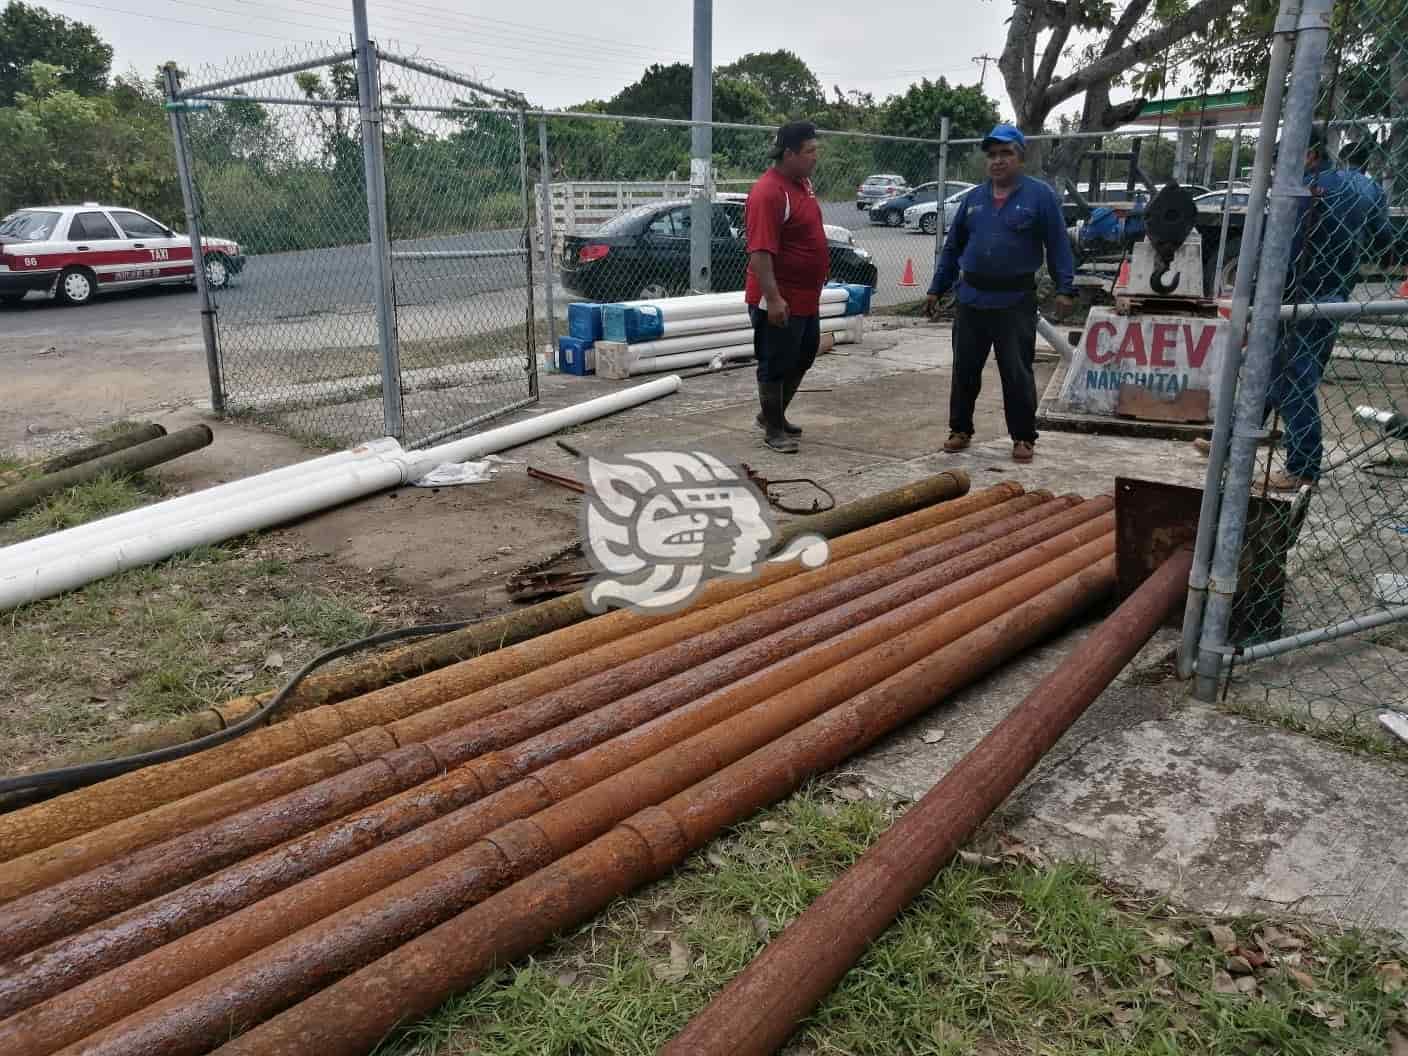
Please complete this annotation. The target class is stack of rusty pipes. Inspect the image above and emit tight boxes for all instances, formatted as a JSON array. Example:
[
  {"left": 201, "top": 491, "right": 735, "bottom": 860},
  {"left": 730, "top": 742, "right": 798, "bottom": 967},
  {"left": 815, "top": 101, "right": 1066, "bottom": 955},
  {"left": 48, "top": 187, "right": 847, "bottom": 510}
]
[{"left": 0, "top": 484, "right": 1119, "bottom": 1056}]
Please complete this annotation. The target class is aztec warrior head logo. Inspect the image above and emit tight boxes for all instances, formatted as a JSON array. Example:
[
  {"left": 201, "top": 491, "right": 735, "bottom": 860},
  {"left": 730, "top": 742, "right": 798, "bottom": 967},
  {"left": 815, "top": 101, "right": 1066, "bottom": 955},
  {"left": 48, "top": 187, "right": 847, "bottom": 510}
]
[{"left": 579, "top": 449, "right": 830, "bottom": 613}]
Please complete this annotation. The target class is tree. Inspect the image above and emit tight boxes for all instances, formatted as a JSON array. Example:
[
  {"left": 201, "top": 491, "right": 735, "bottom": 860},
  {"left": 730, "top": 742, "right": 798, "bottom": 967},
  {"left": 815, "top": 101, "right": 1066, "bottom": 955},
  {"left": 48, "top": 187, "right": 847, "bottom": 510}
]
[
  {"left": 717, "top": 50, "right": 823, "bottom": 119},
  {"left": 882, "top": 77, "right": 1001, "bottom": 143},
  {"left": 0, "top": 1, "right": 110, "bottom": 106},
  {"left": 998, "top": 0, "right": 1242, "bottom": 180}
]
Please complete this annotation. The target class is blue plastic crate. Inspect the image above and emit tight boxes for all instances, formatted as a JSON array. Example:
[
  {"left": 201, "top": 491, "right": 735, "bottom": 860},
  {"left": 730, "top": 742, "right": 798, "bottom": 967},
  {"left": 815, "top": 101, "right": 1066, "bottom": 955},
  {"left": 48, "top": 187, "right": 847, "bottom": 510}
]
[
  {"left": 557, "top": 336, "right": 595, "bottom": 375},
  {"left": 567, "top": 302, "right": 606, "bottom": 342},
  {"left": 826, "top": 281, "right": 873, "bottom": 316},
  {"left": 602, "top": 304, "right": 666, "bottom": 343}
]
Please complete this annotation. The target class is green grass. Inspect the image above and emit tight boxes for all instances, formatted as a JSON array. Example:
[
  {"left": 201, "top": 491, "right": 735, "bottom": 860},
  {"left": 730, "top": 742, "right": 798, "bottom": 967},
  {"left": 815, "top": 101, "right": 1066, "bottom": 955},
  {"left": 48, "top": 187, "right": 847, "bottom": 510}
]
[{"left": 370, "top": 784, "right": 1407, "bottom": 1056}]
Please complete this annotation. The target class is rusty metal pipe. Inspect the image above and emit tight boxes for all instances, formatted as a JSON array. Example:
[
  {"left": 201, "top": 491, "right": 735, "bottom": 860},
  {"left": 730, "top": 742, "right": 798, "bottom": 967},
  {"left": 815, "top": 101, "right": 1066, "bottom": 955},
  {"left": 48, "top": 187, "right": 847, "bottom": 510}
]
[
  {"left": 48, "top": 539, "right": 1114, "bottom": 1056},
  {"left": 0, "top": 494, "right": 1064, "bottom": 952},
  {"left": 662, "top": 548, "right": 1194, "bottom": 1056},
  {"left": 2, "top": 472, "right": 975, "bottom": 814},
  {"left": 0, "top": 507, "right": 1116, "bottom": 1045},
  {"left": 0, "top": 480, "right": 1008, "bottom": 894},
  {"left": 0, "top": 469, "right": 973, "bottom": 836},
  {"left": 199, "top": 555, "right": 1117, "bottom": 1056}
]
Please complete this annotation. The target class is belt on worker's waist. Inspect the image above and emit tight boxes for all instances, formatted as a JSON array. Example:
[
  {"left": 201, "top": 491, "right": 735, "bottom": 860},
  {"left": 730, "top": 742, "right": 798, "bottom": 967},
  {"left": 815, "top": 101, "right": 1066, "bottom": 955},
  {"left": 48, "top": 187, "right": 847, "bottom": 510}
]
[{"left": 960, "top": 271, "right": 1036, "bottom": 292}]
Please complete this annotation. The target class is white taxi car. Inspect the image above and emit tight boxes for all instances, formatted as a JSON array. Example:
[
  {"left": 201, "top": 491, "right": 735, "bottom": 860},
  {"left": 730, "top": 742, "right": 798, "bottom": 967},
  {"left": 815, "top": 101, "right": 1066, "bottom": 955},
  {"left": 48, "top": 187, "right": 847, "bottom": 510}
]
[{"left": 0, "top": 204, "right": 243, "bottom": 306}]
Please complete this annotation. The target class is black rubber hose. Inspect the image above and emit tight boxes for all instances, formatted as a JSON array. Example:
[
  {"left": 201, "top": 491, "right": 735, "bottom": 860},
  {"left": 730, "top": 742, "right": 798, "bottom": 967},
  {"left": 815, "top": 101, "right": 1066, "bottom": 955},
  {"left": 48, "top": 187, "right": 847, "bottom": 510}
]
[{"left": 0, "top": 620, "right": 474, "bottom": 796}]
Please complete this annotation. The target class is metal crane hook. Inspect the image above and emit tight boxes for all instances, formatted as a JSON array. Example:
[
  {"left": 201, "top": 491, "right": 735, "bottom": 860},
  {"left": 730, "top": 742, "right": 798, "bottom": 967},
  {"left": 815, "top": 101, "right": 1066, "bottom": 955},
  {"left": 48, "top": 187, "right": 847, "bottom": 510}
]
[{"left": 1149, "top": 265, "right": 1181, "bottom": 295}]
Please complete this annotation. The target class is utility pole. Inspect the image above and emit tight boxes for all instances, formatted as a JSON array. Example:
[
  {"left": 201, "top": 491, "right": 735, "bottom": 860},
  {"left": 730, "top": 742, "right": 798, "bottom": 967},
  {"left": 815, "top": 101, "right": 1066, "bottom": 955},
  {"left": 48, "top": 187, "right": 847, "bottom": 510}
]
[
  {"left": 690, "top": 0, "right": 713, "bottom": 294},
  {"left": 972, "top": 53, "right": 999, "bottom": 90}
]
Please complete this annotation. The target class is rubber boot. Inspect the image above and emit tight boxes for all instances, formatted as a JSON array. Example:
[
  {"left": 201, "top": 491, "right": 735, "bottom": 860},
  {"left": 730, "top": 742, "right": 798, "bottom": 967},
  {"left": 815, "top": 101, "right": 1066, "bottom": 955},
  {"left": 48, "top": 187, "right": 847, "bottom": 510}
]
[
  {"left": 779, "top": 372, "right": 804, "bottom": 435},
  {"left": 757, "top": 380, "right": 798, "bottom": 453}
]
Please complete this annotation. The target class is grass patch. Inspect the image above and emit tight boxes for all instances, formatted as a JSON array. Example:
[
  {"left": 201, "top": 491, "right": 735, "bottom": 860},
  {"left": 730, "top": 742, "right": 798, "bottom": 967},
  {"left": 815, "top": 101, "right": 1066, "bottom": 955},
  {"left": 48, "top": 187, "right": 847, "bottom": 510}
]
[
  {"left": 0, "top": 470, "right": 163, "bottom": 547},
  {"left": 371, "top": 784, "right": 1407, "bottom": 1056},
  {"left": 0, "top": 532, "right": 437, "bottom": 775}
]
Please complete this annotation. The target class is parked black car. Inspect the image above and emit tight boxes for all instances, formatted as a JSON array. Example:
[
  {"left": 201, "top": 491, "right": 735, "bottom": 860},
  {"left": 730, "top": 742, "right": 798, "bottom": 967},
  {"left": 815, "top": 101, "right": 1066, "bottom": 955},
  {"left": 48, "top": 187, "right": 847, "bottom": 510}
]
[
  {"left": 867, "top": 180, "right": 974, "bottom": 227},
  {"left": 560, "top": 199, "right": 878, "bottom": 303}
]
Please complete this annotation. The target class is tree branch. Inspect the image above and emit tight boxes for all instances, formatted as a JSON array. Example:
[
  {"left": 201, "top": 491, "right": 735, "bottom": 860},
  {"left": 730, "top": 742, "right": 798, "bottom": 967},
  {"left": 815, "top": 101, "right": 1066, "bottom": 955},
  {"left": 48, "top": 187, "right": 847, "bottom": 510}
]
[
  {"left": 1106, "top": 0, "right": 1153, "bottom": 54},
  {"left": 1032, "top": 1, "right": 1079, "bottom": 106},
  {"left": 999, "top": 0, "right": 1043, "bottom": 122},
  {"left": 1042, "top": 0, "right": 1236, "bottom": 111}
]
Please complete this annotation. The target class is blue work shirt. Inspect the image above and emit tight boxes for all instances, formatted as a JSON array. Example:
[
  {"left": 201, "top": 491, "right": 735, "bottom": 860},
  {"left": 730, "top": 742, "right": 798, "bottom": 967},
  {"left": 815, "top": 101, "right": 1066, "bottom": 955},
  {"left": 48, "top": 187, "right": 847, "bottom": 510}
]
[
  {"left": 927, "top": 176, "right": 1076, "bottom": 309},
  {"left": 1345, "top": 165, "right": 1391, "bottom": 251},
  {"left": 1287, "top": 159, "right": 1375, "bottom": 302}
]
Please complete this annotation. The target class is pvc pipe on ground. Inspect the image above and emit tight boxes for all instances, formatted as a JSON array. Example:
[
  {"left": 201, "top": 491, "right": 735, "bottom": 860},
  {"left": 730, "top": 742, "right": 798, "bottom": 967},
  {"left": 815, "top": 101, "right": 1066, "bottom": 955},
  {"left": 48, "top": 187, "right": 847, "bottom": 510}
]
[
  {"left": 663, "top": 547, "right": 1194, "bottom": 1056},
  {"left": 632, "top": 315, "right": 858, "bottom": 361},
  {"left": 205, "top": 553, "right": 1118, "bottom": 1056},
  {"left": 0, "top": 442, "right": 390, "bottom": 576},
  {"left": 0, "top": 426, "right": 214, "bottom": 524},
  {"left": 0, "top": 476, "right": 988, "bottom": 889},
  {"left": 656, "top": 299, "right": 846, "bottom": 338},
  {"left": 618, "top": 287, "right": 849, "bottom": 325},
  {"left": 0, "top": 495, "right": 1068, "bottom": 948},
  {"left": 42, "top": 526, "right": 1114, "bottom": 1056},
  {"left": 0, "top": 379, "right": 682, "bottom": 612},
  {"left": 0, "top": 508, "right": 1115, "bottom": 1049},
  {"left": 0, "top": 472, "right": 977, "bottom": 814}
]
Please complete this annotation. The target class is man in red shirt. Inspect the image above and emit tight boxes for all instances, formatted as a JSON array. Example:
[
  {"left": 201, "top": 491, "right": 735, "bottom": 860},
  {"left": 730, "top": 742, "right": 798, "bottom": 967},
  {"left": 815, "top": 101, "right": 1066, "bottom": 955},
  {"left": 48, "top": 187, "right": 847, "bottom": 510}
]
[{"left": 745, "top": 121, "right": 830, "bottom": 454}]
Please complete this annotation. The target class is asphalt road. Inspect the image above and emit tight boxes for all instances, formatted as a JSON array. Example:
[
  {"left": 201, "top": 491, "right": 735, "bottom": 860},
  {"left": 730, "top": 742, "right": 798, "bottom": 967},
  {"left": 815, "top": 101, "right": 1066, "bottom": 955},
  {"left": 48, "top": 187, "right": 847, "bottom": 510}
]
[{"left": 1, "top": 202, "right": 938, "bottom": 337}]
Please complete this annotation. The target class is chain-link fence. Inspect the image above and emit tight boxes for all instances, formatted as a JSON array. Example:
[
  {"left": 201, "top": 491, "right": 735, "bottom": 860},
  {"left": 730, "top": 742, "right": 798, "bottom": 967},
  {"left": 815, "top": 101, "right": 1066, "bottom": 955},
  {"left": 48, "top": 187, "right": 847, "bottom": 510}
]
[
  {"left": 1186, "top": 0, "right": 1408, "bottom": 748},
  {"left": 166, "top": 39, "right": 539, "bottom": 449}
]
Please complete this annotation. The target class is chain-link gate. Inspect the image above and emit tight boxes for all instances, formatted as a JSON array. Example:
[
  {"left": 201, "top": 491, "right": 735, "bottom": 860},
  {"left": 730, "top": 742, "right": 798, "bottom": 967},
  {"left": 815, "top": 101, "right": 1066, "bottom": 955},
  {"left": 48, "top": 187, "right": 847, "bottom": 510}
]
[
  {"left": 164, "top": 33, "right": 539, "bottom": 449},
  {"left": 1186, "top": 0, "right": 1408, "bottom": 748}
]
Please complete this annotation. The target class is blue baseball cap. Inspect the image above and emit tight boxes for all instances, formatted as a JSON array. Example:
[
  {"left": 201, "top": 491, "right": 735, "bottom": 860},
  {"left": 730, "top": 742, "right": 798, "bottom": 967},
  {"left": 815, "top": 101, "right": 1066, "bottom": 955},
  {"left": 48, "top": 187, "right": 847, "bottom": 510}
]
[{"left": 981, "top": 124, "right": 1025, "bottom": 153}]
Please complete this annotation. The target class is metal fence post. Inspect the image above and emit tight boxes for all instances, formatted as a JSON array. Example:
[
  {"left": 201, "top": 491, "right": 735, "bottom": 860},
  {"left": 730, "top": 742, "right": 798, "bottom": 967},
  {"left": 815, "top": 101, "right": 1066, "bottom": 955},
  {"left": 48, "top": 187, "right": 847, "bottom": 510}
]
[
  {"left": 689, "top": 0, "right": 713, "bottom": 294},
  {"left": 934, "top": 116, "right": 951, "bottom": 265},
  {"left": 162, "top": 63, "right": 224, "bottom": 417},
  {"left": 352, "top": 0, "right": 403, "bottom": 440},
  {"left": 1177, "top": 16, "right": 1296, "bottom": 681},
  {"left": 1213, "top": 125, "right": 1243, "bottom": 298},
  {"left": 516, "top": 110, "right": 539, "bottom": 398},
  {"left": 537, "top": 118, "right": 559, "bottom": 364},
  {"left": 1193, "top": 0, "right": 1335, "bottom": 699}
]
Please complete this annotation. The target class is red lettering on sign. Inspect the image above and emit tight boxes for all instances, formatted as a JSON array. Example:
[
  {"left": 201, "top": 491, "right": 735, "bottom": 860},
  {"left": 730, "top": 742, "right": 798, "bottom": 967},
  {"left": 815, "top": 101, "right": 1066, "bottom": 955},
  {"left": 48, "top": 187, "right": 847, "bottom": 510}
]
[
  {"left": 1084, "top": 320, "right": 1118, "bottom": 365},
  {"left": 1150, "top": 323, "right": 1178, "bottom": 368},
  {"left": 1117, "top": 325, "right": 1147, "bottom": 366},
  {"left": 1183, "top": 324, "right": 1217, "bottom": 370}
]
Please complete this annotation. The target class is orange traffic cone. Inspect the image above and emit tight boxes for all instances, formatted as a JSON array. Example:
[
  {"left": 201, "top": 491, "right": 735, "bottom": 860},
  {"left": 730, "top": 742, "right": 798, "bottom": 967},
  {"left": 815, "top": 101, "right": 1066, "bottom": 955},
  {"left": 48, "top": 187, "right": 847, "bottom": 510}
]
[
  {"left": 1116, "top": 259, "right": 1130, "bottom": 287},
  {"left": 900, "top": 258, "right": 918, "bottom": 287},
  {"left": 1396, "top": 275, "right": 1408, "bottom": 298}
]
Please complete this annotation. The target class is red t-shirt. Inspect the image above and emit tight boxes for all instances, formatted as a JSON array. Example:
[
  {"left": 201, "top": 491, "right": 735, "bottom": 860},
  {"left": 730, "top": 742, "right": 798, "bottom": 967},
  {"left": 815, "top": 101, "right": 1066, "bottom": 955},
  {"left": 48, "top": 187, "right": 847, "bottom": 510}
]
[{"left": 743, "top": 167, "right": 830, "bottom": 316}]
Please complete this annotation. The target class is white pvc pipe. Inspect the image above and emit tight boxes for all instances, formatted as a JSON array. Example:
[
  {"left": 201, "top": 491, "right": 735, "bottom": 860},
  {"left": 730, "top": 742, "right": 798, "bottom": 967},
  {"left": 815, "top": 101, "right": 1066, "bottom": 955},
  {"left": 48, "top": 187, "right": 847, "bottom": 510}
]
[
  {"left": 624, "top": 321, "right": 861, "bottom": 376},
  {"left": 623, "top": 287, "right": 850, "bottom": 325},
  {"left": 0, "top": 441, "right": 391, "bottom": 575},
  {"left": 632, "top": 314, "right": 858, "bottom": 360},
  {"left": 0, "top": 379, "right": 682, "bottom": 611},
  {"left": 656, "top": 300, "right": 846, "bottom": 339},
  {"left": 406, "top": 375, "right": 682, "bottom": 476}
]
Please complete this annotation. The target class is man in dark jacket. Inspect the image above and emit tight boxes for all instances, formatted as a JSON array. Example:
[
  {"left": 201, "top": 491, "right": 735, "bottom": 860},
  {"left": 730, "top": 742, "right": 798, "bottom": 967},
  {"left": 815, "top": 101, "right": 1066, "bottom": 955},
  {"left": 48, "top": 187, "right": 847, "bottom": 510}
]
[
  {"left": 924, "top": 124, "right": 1075, "bottom": 463},
  {"left": 745, "top": 121, "right": 831, "bottom": 455}
]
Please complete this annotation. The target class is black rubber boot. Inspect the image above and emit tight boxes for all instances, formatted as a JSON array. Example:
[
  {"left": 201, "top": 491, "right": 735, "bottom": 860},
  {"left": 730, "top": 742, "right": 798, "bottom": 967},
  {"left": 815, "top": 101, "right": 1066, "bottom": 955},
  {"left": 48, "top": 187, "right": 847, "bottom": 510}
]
[
  {"left": 756, "top": 374, "right": 804, "bottom": 436},
  {"left": 779, "top": 372, "right": 804, "bottom": 435},
  {"left": 757, "top": 380, "right": 798, "bottom": 453}
]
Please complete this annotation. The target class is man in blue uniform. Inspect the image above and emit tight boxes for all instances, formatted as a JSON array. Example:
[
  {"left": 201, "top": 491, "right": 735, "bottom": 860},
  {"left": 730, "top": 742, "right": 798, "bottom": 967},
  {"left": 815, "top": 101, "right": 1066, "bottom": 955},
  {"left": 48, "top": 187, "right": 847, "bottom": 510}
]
[
  {"left": 1262, "top": 132, "right": 1376, "bottom": 491},
  {"left": 924, "top": 124, "right": 1076, "bottom": 463}
]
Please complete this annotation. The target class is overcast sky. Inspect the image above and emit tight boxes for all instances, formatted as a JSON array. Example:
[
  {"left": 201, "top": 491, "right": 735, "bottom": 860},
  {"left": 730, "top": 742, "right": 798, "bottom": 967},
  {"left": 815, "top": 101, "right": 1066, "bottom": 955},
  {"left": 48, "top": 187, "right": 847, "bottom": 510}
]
[{"left": 41, "top": 0, "right": 1032, "bottom": 115}]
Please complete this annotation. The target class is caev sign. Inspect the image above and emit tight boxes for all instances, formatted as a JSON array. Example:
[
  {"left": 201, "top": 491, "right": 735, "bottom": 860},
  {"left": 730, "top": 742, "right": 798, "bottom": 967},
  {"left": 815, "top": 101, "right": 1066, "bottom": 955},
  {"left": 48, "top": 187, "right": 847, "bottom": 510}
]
[{"left": 1053, "top": 307, "right": 1229, "bottom": 421}]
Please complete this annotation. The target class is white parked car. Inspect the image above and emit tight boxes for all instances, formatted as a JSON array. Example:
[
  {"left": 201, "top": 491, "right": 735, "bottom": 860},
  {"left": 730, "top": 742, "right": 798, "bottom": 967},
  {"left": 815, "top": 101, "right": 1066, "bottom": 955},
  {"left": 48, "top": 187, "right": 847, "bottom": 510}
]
[
  {"left": 904, "top": 188, "right": 974, "bottom": 236},
  {"left": 0, "top": 203, "right": 243, "bottom": 306}
]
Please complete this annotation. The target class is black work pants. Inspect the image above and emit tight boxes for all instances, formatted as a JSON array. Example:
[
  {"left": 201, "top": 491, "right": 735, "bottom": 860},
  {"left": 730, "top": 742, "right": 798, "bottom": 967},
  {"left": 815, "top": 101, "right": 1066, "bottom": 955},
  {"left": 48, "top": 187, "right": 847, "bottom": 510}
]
[
  {"left": 749, "top": 307, "right": 820, "bottom": 384},
  {"left": 949, "top": 293, "right": 1039, "bottom": 443}
]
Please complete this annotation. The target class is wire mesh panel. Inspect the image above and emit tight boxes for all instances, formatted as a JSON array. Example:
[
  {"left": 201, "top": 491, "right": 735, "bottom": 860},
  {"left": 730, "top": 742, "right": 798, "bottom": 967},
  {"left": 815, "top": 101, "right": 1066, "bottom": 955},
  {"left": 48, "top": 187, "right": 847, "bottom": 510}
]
[
  {"left": 376, "top": 57, "right": 537, "bottom": 448},
  {"left": 173, "top": 43, "right": 538, "bottom": 449},
  {"left": 179, "top": 45, "right": 385, "bottom": 447},
  {"left": 1216, "top": 0, "right": 1408, "bottom": 742}
]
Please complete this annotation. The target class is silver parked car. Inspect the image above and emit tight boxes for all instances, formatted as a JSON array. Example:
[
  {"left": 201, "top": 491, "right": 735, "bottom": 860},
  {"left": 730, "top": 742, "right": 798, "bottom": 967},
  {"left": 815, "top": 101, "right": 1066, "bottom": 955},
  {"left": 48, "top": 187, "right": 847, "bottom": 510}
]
[{"left": 855, "top": 174, "right": 910, "bottom": 211}]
